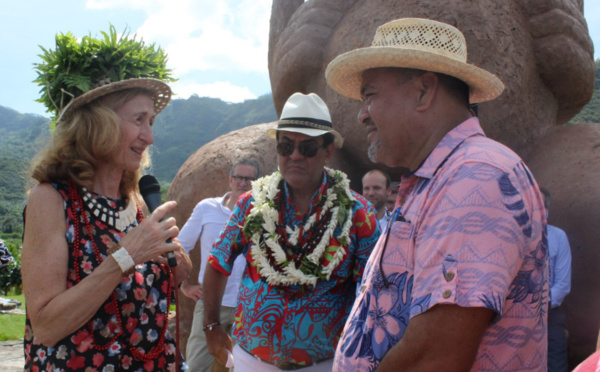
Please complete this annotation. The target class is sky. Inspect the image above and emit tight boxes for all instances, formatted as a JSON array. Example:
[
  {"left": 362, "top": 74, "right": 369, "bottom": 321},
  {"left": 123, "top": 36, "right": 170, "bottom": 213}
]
[{"left": 1, "top": 0, "right": 599, "bottom": 118}]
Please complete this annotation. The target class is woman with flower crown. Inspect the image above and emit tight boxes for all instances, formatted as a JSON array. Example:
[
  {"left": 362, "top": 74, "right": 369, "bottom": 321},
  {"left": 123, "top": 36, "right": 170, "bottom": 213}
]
[
  {"left": 21, "top": 27, "right": 191, "bottom": 371},
  {"left": 202, "top": 92, "right": 380, "bottom": 371}
]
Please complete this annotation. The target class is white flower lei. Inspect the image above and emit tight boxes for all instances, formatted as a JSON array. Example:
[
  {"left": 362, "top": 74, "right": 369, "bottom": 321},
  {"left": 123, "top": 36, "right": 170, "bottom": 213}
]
[{"left": 244, "top": 167, "right": 355, "bottom": 287}]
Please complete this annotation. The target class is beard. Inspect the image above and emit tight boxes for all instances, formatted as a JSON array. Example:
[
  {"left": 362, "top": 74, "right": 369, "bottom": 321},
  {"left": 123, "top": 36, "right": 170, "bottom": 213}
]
[{"left": 367, "top": 139, "right": 381, "bottom": 163}]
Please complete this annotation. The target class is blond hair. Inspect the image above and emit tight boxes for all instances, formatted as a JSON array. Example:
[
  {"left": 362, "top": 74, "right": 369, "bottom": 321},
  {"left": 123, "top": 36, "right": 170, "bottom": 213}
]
[{"left": 30, "top": 88, "right": 154, "bottom": 196}]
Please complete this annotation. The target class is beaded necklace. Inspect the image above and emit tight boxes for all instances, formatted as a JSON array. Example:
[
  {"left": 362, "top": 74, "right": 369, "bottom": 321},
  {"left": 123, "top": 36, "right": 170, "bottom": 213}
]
[
  {"left": 81, "top": 187, "right": 138, "bottom": 232},
  {"left": 67, "top": 180, "right": 172, "bottom": 361}
]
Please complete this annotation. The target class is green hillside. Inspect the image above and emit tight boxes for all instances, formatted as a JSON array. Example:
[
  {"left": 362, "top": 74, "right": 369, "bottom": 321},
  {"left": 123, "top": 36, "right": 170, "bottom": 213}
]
[{"left": 151, "top": 94, "right": 277, "bottom": 181}]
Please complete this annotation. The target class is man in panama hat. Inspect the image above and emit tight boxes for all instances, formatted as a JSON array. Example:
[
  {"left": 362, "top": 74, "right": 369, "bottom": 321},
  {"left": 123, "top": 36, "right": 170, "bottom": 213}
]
[
  {"left": 202, "top": 92, "right": 379, "bottom": 371},
  {"left": 326, "top": 18, "right": 548, "bottom": 371}
]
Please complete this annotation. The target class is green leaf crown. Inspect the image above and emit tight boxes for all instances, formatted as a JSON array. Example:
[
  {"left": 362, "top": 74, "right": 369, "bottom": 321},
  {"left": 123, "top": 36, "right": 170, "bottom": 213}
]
[{"left": 34, "top": 25, "right": 176, "bottom": 120}]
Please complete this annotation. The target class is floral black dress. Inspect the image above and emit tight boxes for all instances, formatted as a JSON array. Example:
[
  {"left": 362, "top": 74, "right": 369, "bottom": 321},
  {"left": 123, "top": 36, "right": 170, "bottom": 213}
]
[{"left": 24, "top": 182, "right": 185, "bottom": 371}]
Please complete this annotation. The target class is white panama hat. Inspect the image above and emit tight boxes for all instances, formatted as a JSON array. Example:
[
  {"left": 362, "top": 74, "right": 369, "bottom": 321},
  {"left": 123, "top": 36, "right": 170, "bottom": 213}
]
[
  {"left": 325, "top": 18, "right": 504, "bottom": 103},
  {"left": 267, "top": 92, "right": 344, "bottom": 148}
]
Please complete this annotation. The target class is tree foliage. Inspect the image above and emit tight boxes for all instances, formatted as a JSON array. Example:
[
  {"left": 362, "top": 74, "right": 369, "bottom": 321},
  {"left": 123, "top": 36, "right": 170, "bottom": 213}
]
[
  {"left": 0, "top": 259, "right": 21, "bottom": 295},
  {"left": 0, "top": 239, "right": 21, "bottom": 295}
]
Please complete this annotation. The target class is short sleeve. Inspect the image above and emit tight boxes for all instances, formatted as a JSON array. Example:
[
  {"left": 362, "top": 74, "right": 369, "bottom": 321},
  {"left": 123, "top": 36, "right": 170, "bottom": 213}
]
[{"left": 208, "top": 193, "right": 253, "bottom": 276}]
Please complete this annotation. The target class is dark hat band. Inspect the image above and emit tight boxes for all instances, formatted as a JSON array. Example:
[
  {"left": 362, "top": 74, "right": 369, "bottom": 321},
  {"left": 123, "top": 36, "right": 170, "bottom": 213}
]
[{"left": 278, "top": 118, "right": 333, "bottom": 131}]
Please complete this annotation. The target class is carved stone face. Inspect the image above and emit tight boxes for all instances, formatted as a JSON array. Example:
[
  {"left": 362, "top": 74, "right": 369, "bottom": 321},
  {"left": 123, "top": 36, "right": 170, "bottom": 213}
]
[{"left": 268, "top": 0, "right": 594, "bottom": 181}]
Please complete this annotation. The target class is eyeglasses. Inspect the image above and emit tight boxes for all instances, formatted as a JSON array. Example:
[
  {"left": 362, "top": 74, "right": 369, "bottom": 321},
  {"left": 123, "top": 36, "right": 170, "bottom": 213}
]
[
  {"left": 276, "top": 140, "right": 324, "bottom": 158},
  {"left": 231, "top": 175, "right": 256, "bottom": 183}
]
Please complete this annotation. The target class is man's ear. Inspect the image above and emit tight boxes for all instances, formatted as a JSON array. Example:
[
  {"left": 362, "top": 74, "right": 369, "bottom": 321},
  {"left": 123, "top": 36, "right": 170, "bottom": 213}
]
[
  {"left": 414, "top": 72, "right": 439, "bottom": 111},
  {"left": 324, "top": 143, "right": 335, "bottom": 162}
]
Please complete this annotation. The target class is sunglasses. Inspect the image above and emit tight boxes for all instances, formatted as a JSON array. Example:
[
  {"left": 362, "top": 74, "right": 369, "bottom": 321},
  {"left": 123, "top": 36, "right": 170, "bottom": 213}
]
[{"left": 276, "top": 140, "right": 324, "bottom": 158}]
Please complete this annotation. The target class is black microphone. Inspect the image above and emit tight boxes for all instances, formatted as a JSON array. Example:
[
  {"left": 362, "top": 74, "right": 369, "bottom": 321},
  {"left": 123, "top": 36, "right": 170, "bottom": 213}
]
[{"left": 138, "top": 175, "right": 177, "bottom": 267}]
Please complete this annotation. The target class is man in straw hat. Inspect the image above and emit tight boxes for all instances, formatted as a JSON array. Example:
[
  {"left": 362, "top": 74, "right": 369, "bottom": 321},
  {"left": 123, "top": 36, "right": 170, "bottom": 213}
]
[
  {"left": 326, "top": 18, "right": 548, "bottom": 371},
  {"left": 202, "top": 92, "right": 380, "bottom": 371}
]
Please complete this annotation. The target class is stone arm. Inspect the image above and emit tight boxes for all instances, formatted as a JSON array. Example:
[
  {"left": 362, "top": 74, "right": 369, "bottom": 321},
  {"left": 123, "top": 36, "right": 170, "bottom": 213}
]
[
  {"left": 269, "top": 0, "right": 359, "bottom": 113},
  {"left": 519, "top": 0, "right": 595, "bottom": 123}
]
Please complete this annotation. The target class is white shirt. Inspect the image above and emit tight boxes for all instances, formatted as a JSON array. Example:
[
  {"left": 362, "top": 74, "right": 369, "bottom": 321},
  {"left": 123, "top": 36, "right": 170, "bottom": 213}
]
[
  {"left": 547, "top": 224, "right": 572, "bottom": 307},
  {"left": 377, "top": 208, "right": 392, "bottom": 232},
  {"left": 178, "top": 192, "right": 245, "bottom": 307}
]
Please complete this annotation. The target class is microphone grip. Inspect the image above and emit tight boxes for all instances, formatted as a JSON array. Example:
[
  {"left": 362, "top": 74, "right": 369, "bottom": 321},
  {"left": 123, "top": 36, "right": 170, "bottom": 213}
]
[
  {"left": 166, "top": 237, "right": 177, "bottom": 267},
  {"left": 138, "top": 175, "right": 177, "bottom": 268}
]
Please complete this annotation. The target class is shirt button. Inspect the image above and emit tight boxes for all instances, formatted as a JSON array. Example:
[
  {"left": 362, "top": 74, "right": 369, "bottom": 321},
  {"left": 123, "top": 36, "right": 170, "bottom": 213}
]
[
  {"left": 444, "top": 272, "right": 455, "bottom": 281},
  {"left": 442, "top": 289, "right": 452, "bottom": 299}
]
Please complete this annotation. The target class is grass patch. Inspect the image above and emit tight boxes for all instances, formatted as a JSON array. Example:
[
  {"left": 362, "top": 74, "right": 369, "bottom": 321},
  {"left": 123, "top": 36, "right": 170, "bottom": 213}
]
[{"left": 0, "top": 293, "right": 26, "bottom": 341}]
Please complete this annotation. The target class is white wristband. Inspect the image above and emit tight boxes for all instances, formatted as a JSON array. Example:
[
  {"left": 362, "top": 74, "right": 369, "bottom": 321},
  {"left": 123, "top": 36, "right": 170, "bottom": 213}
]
[{"left": 111, "top": 246, "right": 135, "bottom": 274}]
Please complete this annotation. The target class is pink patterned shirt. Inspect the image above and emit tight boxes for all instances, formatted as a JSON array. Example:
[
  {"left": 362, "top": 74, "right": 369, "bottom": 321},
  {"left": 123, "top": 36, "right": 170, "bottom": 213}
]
[{"left": 334, "top": 118, "right": 548, "bottom": 371}]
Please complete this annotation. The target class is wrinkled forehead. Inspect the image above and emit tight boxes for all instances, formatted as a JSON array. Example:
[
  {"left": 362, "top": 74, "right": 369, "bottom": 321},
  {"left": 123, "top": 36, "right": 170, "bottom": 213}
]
[
  {"left": 232, "top": 163, "right": 258, "bottom": 176},
  {"left": 277, "top": 130, "right": 322, "bottom": 143}
]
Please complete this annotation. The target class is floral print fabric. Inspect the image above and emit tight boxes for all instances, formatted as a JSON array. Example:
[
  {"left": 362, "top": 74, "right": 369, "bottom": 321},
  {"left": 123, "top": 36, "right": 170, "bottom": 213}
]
[
  {"left": 24, "top": 182, "right": 182, "bottom": 371},
  {"left": 334, "top": 118, "right": 548, "bottom": 372},
  {"left": 208, "top": 171, "right": 380, "bottom": 368}
]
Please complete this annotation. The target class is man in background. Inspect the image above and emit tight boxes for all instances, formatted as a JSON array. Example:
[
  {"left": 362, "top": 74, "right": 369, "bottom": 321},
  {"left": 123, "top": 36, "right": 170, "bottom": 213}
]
[
  {"left": 540, "top": 186, "right": 572, "bottom": 372},
  {"left": 179, "top": 158, "right": 259, "bottom": 372},
  {"left": 362, "top": 169, "right": 392, "bottom": 229},
  {"left": 385, "top": 181, "right": 399, "bottom": 212}
]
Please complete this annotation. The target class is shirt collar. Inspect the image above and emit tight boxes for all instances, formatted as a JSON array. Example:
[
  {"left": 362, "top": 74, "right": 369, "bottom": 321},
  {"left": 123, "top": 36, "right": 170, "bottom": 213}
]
[
  {"left": 220, "top": 191, "right": 232, "bottom": 209},
  {"left": 282, "top": 170, "right": 328, "bottom": 212},
  {"left": 413, "top": 117, "right": 485, "bottom": 179}
]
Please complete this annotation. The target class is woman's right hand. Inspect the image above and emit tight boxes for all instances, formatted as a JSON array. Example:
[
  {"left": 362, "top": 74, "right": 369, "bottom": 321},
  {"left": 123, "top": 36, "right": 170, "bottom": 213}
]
[{"left": 119, "top": 200, "right": 180, "bottom": 265}]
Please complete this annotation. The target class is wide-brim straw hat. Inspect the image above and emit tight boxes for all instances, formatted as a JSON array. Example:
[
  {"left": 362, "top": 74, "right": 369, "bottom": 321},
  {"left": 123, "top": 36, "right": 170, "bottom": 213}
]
[
  {"left": 325, "top": 18, "right": 504, "bottom": 103},
  {"left": 57, "top": 78, "right": 172, "bottom": 124},
  {"left": 267, "top": 92, "right": 344, "bottom": 148}
]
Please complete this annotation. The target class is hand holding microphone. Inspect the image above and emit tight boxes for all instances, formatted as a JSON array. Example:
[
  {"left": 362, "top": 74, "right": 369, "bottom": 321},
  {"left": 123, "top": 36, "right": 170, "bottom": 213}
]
[{"left": 139, "top": 175, "right": 178, "bottom": 267}]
